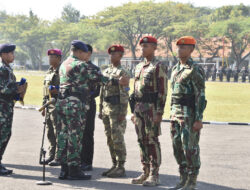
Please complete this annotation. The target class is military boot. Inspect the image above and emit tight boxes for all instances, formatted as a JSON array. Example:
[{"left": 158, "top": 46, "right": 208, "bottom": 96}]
[
  {"left": 142, "top": 175, "right": 160, "bottom": 186},
  {"left": 0, "top": 163, "right": 13, "bottom": 176},
  {"left": 107, "top": 161, "right": 126, "bottom": 178},
  {"left": 131, "top": 165, "right": 150, "bottom": 184},
  {"left": 168, "top": 172, "right": 188, "bottom": 190},
  {"left": 102, "top": 159, "right": 117, "bottom": 176},
  {"left": 181, "top": 174, "right": 197, "bottom": 190},
  {"left": 58, "top": 164, "right": 68, "bottom": 180},
  {"left": 68, "top": 165, "right": 92, "bottom": 180}
]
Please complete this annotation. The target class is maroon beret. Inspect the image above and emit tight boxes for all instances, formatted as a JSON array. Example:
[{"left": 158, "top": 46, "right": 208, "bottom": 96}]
[
  {"left": 47, "top": 49, "right": 62, "bottom": 56},
  {"left": 139, "top": 36, "right": 157, "bottom": 45},
  {"left": 108, "top": 45, "right": 124, "bottom": 54}
]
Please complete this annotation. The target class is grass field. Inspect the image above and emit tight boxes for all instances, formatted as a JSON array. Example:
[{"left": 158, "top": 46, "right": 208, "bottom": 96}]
[{"left": 15, "top": 71, "right": 250, "bottom": 123}]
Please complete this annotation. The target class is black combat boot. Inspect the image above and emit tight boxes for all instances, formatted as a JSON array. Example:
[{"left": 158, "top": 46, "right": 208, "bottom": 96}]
[
  {"left": 0, "top": 163, "right": 13, "bottom": 176},
  {"left": 58, "top": 164, "right": 68, "bottom": 180},
  {"left": 68, "top": 165, "right": 91, "bottom": 180}
]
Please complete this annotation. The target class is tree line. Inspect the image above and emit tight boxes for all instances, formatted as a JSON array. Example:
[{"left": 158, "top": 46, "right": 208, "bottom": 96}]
[{"left": 0, "top": 2, "right": 249, "bottom": 70}]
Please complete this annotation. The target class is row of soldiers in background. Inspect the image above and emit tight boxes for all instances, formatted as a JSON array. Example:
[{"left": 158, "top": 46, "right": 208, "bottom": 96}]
[{"left": 204, "top": 65, "right": 250, "bottom": 82}]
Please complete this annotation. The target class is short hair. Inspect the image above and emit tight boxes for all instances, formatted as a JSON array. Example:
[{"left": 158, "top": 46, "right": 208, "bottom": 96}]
[{"left": 86, "top": 44, "right": 93, "bottom": 54}]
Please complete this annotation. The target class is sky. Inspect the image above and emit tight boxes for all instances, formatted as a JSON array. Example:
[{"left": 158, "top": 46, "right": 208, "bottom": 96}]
[{"left": 0, "top": 0, "right": 249, "bottom": 20}]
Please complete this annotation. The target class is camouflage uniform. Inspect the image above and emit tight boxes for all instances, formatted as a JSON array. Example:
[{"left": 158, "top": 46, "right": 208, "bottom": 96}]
[
  {"left": 0, "top": 61, "right": 17, "bottom": 163},
  {"left": 56, "top": 55, "right": 103, "bottom": 167},
  {"left": 99, "top": 64, "right": 129, "bottom": 177},
  {"left": 170, "top": 58, "right": 206, "bottom": 188},
  {"left": 43, "top": 66, "right": 60, "bottom": 160},
  {"left": 133, "top": 57, "right": 168, "bottom": 181}
]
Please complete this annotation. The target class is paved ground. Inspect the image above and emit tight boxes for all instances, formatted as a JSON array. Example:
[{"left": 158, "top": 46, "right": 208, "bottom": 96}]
[{"left": 0, "top": 108, "right": 249, "bottom": 190}]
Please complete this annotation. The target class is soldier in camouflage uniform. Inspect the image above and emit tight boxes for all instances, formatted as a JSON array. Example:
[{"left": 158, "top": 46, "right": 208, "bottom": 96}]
[
  {"left": 169, "top": 36, "right": 206, "bottom": 190},
  {"left": 41, "top": 49, "right": 61, "bottom": 166},
  {"left": 56, "top": 40, "right": 102, "bottom": 180},
  {"left": 0, "top": 43, "right": 27, "bottom": 175},
  {"left": 99, "top": 45, "right": 130, "bottom": 178},
  {"left": 131, "top": 36, "right": 168, "bottom": 186}
]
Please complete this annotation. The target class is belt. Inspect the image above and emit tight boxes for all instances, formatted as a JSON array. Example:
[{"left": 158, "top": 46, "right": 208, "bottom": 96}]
[{"left": 135, "top": 93, "right": 158, "bottom": 103}]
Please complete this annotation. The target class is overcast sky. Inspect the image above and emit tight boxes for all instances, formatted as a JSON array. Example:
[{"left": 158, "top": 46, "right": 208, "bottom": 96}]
[{"left": 0, "top": 0, "right": 249, "bottom": 20}]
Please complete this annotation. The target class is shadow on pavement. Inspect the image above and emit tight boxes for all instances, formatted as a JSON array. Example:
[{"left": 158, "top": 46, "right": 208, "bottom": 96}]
[{"left": 4, "top": 164, "right": 246, "bottom": 190}]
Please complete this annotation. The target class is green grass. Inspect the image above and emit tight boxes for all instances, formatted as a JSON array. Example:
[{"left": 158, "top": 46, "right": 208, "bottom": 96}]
[{"left": 15, "top": 71, "right": 250, "bottom": 123}]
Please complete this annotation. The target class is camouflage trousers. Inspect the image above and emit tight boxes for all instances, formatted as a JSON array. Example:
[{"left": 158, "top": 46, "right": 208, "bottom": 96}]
[
  {"left": 102, "top": 114, "right": 127, "bottom": 163},
  {"left": 134, "top": 109, "right": 162, "bottom": 176},
  {"left": 170, "top": 117, "right": 201, "bottom": 176},
  {"left": 45, "top": 108, "right": 57, "bottom": 158},
  {"left": 55, "top": 97, "right": 86, "bottom": 167},
  {"left": 0, "top": 101, "right": 14, "bottom": 162}
]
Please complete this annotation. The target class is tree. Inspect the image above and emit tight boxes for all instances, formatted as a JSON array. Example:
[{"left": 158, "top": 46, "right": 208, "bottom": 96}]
[
  {"left": 61, "top": 4, "right": 81, "bottom": 23},
  {"left": 95, "top": 1, "right": 162, "bottom": 60},
  {"left": 0, "top": 12, "right": 50, "bottom": 69},
  {"left": 209, "top": 17, "right": 250, "bottom": 67}
]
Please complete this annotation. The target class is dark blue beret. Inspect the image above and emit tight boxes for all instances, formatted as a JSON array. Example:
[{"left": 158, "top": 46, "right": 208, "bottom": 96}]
[
  {"left": 0, "top": 43, "right": 16, "bottom": 54},
  {"left": 71, "top": 40, "right": 88, "bottom": 52}
]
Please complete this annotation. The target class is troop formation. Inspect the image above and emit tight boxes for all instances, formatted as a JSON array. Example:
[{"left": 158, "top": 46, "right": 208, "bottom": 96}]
[
  {"left": 0, "top": 35, "right": 206, "bottom": 190},
  {"left": 201, "top": 65, "right": 249, "bottom": 82}
]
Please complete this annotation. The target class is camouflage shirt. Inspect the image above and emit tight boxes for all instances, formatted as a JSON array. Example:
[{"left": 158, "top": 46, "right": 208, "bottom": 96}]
[
  {"left": 43, "top": 66, "right": 60, "bottom": 105},
  {"left": 170, "top": 58, "right": 206, "bottom": 121},
  {"left": 59, "top": 55, "right": 103, "bottom": 102},
  {"left": 0, "top": 60, "right": 17, "bottom": 104},
  {"left": 99, "top": 63, "right": 130, "bottom": 116},
  {"left": 134, "top": 57, "right": 168, "bottom": 114},
  {"left": 87, "top": 61, "right": 101, "bottom": 100}
]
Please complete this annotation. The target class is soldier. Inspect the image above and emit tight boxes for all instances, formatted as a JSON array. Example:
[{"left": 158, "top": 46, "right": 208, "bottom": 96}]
[
  {"left": 0, "top": 43, "right": 27, "bottom": 175},
  {"left": 41, "top": 49, "right": 62, "bottom": 166},
  {"left": 226, "top": 67, "right": 232, "bottom": 82},
  {"left": 211, "top": 65, "right": 217, "bottom": 81},
  {"left": 233, "top": 66, "right": 239, "bottom": 82},
  {"left": 81, "top": 44, "right": 101, "bottom": 171},
  {"left": 204, "top": 65, "right": 209, "bottom": 81},
  {"left": 98, "top": 45, "right": 130, "bottom": 178},
  {"left": 169, "top": 36, "right": 206, "bottom": 190},
  {"left": 130, "top": 36, "right": 168, "bottom": 186},
  {"left": 218, "top": 66, "right": 223, "bottom": 82},
  {"left": 241, "top": 66, "right": 248, "bottom": 83},
  {"left": 56, "top": 40, "right": 97, "bottom": 180}
]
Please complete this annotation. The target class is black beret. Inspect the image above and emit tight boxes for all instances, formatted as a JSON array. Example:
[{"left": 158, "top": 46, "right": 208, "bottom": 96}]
[
  {"left": 71, "top": 40, "right": 88, "bottom": 52},
  {"left": 0, "top": 43, "right": 16, "bottom": 54}
]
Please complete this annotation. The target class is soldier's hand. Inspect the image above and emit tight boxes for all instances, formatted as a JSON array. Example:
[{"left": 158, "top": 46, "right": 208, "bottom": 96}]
[
  {"left": 49, "top": 88, "right": 58, "bottom": 95},
  {"left": 131, "top": 114, "right": 135, "bottom": 124},
  {"left": 17, "top": 83, "right": 27, "bottom": 94},
  {"left": 119, "top": 76, "right": 130, "bottom": 86},
  {"left": 98, "top": 113, "right": 103, "bottom": 120},
  {"left": 41, "top": 109, "right": 45, "bottom": 117},
  {"left": 193, "top": 121, "right": 203, "bottom": 132},
  {"left": 153, "top": 114, "right": 162, "bottom": 123},
  {"left": 118, "top": 114, "right": 126, "bottom": 121}
]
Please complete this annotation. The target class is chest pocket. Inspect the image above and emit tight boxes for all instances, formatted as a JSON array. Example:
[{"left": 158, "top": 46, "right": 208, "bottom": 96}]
[
  {"left": 44, "top": 73, "right": 55, "bottom": 86},
  {"left": 174, "top": 68, "right": 193, "bottom": 94},
  {"left": 143, "top": 65, "right": 155, "bottom": 87}
]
